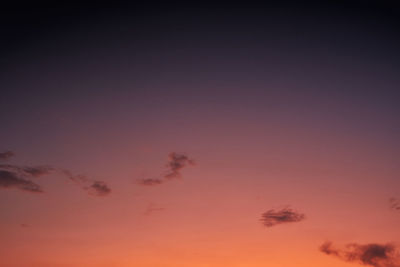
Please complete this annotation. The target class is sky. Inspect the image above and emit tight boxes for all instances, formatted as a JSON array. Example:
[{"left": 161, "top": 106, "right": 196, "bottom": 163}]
[{"left": 1, "top": 2, "right": 400, "bottom": 267}]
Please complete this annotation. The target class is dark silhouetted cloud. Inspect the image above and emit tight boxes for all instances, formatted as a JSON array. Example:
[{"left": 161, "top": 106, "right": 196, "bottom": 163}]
[
  {"left": 320, "top": 241, "right": 400, "bottom": 267},
  {"left": 60, "top": 169, "right": 111, "bottom": 197},
  {"left": 86, "top": 181, "right": 111, "bottom": 197},
  {"left": 164, "top": 152, "right": 195, "bottom": 179},
  {"left": 0, "top": 163, "right": 50, "bottom": 193},
  {"left": 389, "top": 198, "right": 400, "bottom": 211},
  {"left": 260, "top": 207, "right": 305, "bottom": 227},
  {"left": 0, "top": 170, "right": 43, "bottom": 193},
  {"left": 320, "top": 241, "right": 341, "bottom": 257},
  {"left": 138, "top": 152, "right": 195, "bottom": 186},
  {"left": 0, "top": 151, "right": 15, "bottom": 160}
]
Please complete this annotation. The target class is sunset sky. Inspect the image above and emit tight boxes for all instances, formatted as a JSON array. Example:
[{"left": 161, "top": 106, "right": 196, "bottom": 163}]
[{"left": 1, "top": 3, "right": 400, "bottom": 267}]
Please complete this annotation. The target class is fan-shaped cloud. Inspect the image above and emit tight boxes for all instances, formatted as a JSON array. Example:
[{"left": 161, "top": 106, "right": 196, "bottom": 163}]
[{"left": 0, "top": 170, "right": 43, "bottom": 193}]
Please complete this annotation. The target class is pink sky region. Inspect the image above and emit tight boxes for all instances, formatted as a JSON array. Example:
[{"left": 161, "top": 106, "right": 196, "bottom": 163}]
[{"left": 1, "top": 3, "right": 400, "bottom": 267}]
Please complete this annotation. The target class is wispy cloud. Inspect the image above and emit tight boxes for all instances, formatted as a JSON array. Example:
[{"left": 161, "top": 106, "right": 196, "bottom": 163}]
[
  {"left": 57, "top": 169, "right": 111, "bottom": 197},
  {"left": 0, "top": 151, "right": 15, "bottom": 161},
  {"left": 260, "top": 207, "right": 305, "bottom": 227},
  {"left": 22, "top": 166, "right": 54, "bottom": 177},
  {"left": 137, "top": 178, "right": 164, "bottom": 186},
  {"left": 320, "top": 241, "right": 400, "bottom": 267},
  {"left": 0, "top": 170, "right": 43, "bottom": 193},
  {"left": 0, "top": 151, "right": 111, "bottom": 197},
  {"left": 389, "top": 198, "right": 400, "bottom": 211},
  {"left": 138, "top": 152, "right": 195, "bottom": 186},
  {"left": 143, "top": 203, "right": 165, "bottom": 216},
  {"left": 0, "top": 164, "right": 54, "bottom": 177}
]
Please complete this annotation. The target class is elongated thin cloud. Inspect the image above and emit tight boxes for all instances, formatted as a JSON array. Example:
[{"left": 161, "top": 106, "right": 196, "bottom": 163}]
[
  {"left": 143, "top": 203, "right": 165, "bottom": 216},
  {"left": 0, "top": 151, "right": 111, "bottom": 197},
  {"left": 0, "top": 151, "right": 15, "bottom": 160},
  {"left": 320, "top": 241, "right": 400, "bottom": 267},
  {"left": 0, "top": 164, "right": 53, "bottom": 177},
  {"left": 260, "top": 207, "right": 305, "bottom": 227},
  {"left": 137, "top": 178, "right": 164, "bottom": 186},
  {"left": 22, "top": 166, "right": 54, "bottom": 177},
  {"left": 138, "top": 152, "right": 195, "bottom": 186}
]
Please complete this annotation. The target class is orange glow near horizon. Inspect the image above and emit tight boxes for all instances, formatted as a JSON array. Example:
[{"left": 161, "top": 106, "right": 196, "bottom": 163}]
[{"left": 1, "top": 118, "right": 399, "bottom": 266}]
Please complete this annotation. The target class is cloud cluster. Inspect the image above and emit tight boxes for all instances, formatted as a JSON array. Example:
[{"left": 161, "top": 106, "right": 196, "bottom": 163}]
[
  {"left": 260, "top": 207, "right": 305, "bottom": 227},
  {"left": 390, "top": 198, "right": 400, "bottom": 211},
  {"left": 0, "top": 151, "right": 111, "bottom": 197},
  {"left": 320, "top": 241, "right": 400, "bottom": 267},
  {"left": 138, "top": 152, "right": 195, "bottom": 186}
]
